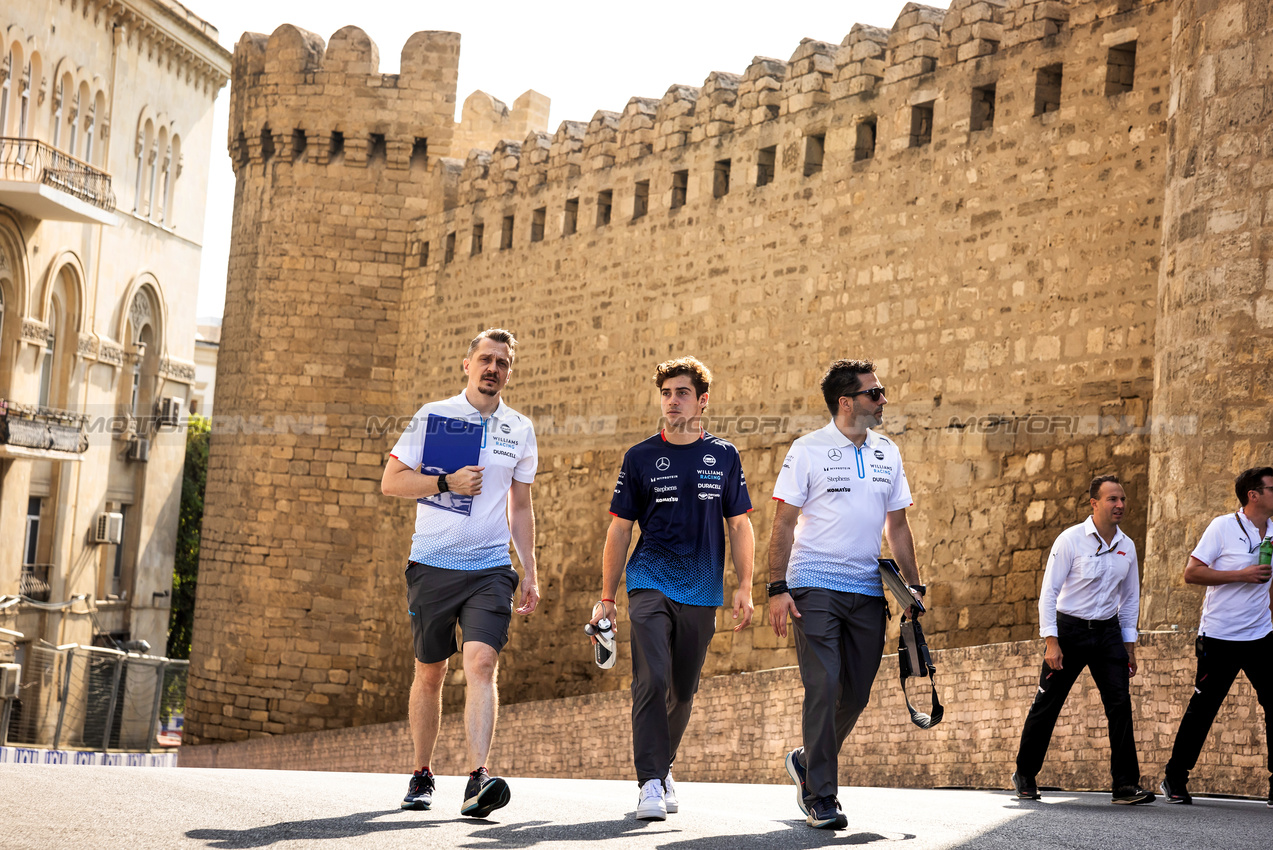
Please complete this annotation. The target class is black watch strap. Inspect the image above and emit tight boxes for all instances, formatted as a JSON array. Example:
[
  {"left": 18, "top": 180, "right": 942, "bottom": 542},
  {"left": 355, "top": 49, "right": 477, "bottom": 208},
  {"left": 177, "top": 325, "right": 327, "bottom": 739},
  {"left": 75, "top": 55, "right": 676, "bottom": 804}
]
[
  {"left": 437, "top": 474, "right": 449, "bottom": 493},
  {"left": 766, "top": 580, "right": 789, "bottom": 598}
]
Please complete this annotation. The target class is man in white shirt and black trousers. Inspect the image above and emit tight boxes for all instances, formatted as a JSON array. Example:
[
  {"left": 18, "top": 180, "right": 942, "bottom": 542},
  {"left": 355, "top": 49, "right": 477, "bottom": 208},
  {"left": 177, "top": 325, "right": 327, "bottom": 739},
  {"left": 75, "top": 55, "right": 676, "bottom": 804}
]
[
  {"left": 1160, "top": 466, "right": 1273, "bottom": 807},
  {"left": 1012, "top": 474, "right": 1155, "bottom": 805}
]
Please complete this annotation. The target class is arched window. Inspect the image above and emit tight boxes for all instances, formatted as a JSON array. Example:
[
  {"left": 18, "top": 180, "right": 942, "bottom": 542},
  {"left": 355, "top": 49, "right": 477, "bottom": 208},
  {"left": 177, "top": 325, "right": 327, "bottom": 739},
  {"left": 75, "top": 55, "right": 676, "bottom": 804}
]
[
  {"left": 83, "top": 102, "right": 95, "bottom": 164},
  {"left": 38, "top": 300, "right": 59, "bottom": 408},
  {"left": 148, "top": 127, "right": 166, "bottom": 220},
  {"left": 52, "top": 77, "right": 64, "bottom": 148},
  {"left": 0, "top": 50, "right": 12, "bottom": 134},
  {"left": 17, "top": 60, "right": 30, "bottom": 138},
  {"left": 163, "top": 135, "right": 181, "bottom": 227},
  {"left": 124, "top": 290, "right": 157, "bottom": 420},
  {"left": 134, "top": 119, "right": 152, "bottom": 215},
  {"left": 66, "top": 88, "right": 79, "bottom": 156}
]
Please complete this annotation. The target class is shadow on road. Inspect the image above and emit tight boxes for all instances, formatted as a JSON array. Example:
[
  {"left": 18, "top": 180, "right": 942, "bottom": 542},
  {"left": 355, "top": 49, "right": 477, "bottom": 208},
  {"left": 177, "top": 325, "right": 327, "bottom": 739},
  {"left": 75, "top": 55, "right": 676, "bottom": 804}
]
[
  {"left": 186, "top": 810, "right": 459, "bottom": 848},
  {"left": 656, "top": 819, "right": 913, "bottom": 850}
]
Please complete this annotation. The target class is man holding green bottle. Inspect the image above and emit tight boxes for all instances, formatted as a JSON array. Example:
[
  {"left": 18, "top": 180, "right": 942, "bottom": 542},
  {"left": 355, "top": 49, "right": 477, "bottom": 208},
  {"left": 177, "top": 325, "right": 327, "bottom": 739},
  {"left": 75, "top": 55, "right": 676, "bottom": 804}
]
[{"left": 1160, "top": 466, "right": 1273, "bottom": 807}]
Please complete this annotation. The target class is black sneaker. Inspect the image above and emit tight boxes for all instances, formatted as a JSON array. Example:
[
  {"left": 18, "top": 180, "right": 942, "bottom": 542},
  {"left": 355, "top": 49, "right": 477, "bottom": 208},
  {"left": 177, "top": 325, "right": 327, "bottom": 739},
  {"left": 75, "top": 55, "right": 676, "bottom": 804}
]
[
  {"left": 461, "top": 767, "right": 510, "bottom": 818},
  {"left": 1112, "top": 785, "right": 1155, "bottom": 805},
  {"left": 805, "top": 795, "right": 847, "bottom": 830},
  {"left": 402, "top": 770, "right": 434, "bottom": 810},
  {"left": 1012, "top": 772, "right": 1041, "bottom": 800},
  {"left": 1160, "top": 776, "right": 1192, "bottom": 805},
  {"left": 785, "top": 748, "right": 811, "bottom": 816}
]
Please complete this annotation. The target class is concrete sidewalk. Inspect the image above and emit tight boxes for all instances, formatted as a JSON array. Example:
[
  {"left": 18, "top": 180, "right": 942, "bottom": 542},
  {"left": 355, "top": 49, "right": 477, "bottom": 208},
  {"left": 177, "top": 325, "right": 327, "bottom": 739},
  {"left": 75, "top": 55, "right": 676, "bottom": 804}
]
[{"left": 0, "top": 765, "right": 1266, "bottom": 849}]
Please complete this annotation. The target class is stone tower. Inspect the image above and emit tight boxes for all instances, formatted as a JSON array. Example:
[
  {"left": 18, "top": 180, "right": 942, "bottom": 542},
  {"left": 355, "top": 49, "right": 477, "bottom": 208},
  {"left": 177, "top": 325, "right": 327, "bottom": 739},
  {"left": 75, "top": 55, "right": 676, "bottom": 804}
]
[
  {"left": 1142, "top": 0, "right": 1273, "bottom": 628},
  {"left": 185, "top": 26, "right": 460, "bottom": 741}
]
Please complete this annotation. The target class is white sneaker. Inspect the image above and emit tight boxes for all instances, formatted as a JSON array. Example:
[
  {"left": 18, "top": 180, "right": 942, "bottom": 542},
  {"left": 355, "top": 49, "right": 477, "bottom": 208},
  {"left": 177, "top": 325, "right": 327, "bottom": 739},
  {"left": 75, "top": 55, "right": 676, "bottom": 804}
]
[
  {"left": 635, "top": 778, "right": 667, "bottom": 820},
  {"left": 663, "top": 772, "right": 678, "bottom": 813}
]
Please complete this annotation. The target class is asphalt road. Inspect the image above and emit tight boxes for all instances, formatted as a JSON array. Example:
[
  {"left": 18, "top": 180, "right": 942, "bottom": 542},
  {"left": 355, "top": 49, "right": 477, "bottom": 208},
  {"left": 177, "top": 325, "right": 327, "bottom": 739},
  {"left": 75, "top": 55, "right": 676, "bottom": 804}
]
[{"left": 0, "top": 766, "right": 1267, "bottom": 849}]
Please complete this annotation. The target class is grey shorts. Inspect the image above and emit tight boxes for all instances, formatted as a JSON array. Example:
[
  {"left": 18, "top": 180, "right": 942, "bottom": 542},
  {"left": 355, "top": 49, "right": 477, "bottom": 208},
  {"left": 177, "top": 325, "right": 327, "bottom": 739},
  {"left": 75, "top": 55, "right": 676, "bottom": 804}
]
[{"left": 405, "top": 561, "right": 519, "bottom": 663}]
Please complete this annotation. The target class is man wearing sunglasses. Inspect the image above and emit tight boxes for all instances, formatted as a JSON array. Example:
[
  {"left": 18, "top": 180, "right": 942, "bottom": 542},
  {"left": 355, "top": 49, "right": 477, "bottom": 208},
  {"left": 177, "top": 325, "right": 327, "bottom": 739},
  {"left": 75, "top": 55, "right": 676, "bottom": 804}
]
[
  {"left": 1012, "top": 474, "right": 1154, "bottom": 805},
  {"left": 767, "top": 359, "right": 923, "bottom": 830},
  {"left": 1160, "top": 466, "right": 1273, "bottom": 807}
]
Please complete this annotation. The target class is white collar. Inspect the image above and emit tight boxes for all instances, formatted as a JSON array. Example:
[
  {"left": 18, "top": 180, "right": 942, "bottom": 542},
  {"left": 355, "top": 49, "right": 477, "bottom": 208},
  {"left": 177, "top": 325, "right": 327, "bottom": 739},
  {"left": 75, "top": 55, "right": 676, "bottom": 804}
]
[
  {"left": 1082, "top": 515, "right": 1126, "bottom": 551},
  {"left": 448, "top": 391, "right": 508, "bottom": 421}
]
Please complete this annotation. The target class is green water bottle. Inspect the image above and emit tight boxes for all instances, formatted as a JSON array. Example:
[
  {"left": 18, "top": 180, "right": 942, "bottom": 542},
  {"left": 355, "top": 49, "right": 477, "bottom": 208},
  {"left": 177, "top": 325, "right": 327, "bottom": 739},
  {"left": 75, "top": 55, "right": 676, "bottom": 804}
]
[{"left": 1260, "top": 539, "right": 1272, "bottom": 582}]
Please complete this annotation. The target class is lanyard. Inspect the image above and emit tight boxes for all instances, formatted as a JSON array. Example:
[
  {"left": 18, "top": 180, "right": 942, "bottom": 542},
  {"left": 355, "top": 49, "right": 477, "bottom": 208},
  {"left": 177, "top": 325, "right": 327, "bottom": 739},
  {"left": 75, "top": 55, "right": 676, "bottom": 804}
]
[{"left": 1234, "top": 511, "right": 1267, "bottom": 554}]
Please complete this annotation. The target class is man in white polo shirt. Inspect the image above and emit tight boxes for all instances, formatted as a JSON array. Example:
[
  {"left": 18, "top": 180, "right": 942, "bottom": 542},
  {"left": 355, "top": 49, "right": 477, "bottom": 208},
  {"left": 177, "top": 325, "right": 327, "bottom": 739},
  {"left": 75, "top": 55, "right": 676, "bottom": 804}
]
[
  {"left": 767, "top": 359, "right": 924, "bottom": 830},
  {"left": 1160, "top": 466, "right": 1273, "bottom": 807},
  {"left": 1012, "top": 474, "right": 1154, "bottom": 805},
  {"left": 381, "top": 328, "right": 539, "bottom": 818}
]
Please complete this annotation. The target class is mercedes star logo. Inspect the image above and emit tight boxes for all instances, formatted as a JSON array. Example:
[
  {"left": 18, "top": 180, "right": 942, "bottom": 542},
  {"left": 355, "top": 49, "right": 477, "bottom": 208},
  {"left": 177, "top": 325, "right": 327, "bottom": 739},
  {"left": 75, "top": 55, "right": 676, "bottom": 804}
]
[
  {"left": 828, "top": 449, "right": 842, "bottom": 461},
  {"left": 656, "top": 457, "right": 671, "bottom": 471}
]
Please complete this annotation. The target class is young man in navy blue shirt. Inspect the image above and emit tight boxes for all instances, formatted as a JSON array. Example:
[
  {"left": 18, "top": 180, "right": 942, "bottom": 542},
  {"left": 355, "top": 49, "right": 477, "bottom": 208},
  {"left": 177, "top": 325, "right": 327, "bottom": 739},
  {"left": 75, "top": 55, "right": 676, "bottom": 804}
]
[{"left": 590, "top": 356, "right": 754, "bottom": 820}]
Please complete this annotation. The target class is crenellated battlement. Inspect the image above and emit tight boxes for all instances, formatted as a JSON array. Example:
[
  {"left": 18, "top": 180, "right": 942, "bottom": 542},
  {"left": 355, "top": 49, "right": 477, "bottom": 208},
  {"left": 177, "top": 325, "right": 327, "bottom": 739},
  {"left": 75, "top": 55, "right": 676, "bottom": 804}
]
[{"left": 395, "top": 0, "right": 1164, "bottom": 219}]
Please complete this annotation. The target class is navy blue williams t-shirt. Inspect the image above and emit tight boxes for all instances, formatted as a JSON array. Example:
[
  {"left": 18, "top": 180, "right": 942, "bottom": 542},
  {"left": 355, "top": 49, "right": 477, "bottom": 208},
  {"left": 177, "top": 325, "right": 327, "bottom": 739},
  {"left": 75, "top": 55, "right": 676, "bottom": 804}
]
[{"left": 609, "top": 431, "right": 752, "bottom": 606}]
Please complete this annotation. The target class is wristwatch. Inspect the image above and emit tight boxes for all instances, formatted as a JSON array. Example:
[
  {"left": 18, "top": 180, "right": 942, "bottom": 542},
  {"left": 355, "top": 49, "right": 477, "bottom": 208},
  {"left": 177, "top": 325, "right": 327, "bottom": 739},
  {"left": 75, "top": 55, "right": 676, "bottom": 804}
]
[
  {"left": 437, "top": 474, "right": 449, "bottom": 493},
  {"left": 766, "top": 580, "right": 789, "bottom": 598},
  {"left": 908, "top": 584, "right": 926, "bottom": 597}
]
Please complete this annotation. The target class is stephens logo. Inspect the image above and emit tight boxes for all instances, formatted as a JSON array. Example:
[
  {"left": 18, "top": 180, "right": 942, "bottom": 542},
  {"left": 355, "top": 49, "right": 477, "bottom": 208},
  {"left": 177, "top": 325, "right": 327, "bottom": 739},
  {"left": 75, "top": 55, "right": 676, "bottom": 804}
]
[
  {"left": 656, "top": 457, "right": 671, "bottom": 471},
  {"left": 703, "top": 454, "right": 717, "bottom": 467},
  {"left": 828, "top": 448, "right": 842, "bottom": 461}
]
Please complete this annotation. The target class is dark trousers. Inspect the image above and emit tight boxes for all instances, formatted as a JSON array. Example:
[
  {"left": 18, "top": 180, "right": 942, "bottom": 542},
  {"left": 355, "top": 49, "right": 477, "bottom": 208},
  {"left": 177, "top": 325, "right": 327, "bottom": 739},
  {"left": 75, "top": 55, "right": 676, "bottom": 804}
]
[
  {"left": 1164, "top": 632, "right": 1273, "bottom": 782},
  {"left": 628, "top": 589, "right": 717, "bottom": 785},
  {"left": 791, "top": 588, "right": 886, "bottom": 800},
  {"left": 1015, "top": 615, "right": 1140, "bottom": 788}
]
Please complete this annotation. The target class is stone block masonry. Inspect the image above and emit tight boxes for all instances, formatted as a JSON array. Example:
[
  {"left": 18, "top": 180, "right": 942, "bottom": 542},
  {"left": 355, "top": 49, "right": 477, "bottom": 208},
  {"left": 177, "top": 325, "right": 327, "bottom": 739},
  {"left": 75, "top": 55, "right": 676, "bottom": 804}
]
[
  {"left": 179, "top": 633, "right": 1267, "bottom": 799},
  {"left": 187, "top": 0, "right": 1273, "bottom": 745}
]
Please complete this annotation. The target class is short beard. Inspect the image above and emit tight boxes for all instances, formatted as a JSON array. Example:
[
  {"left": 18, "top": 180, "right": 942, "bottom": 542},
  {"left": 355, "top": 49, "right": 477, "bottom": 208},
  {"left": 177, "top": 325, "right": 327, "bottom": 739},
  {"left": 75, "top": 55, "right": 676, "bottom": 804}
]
[{"left": 476, "top": 383, "right": 500, "bottom": 397}]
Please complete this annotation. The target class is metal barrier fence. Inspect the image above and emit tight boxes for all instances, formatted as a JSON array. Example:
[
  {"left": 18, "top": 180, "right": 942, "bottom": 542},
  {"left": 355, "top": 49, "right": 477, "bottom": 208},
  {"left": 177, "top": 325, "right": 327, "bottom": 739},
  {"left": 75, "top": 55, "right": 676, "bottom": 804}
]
[{"left": 2, "top": 644, "right": 186, "bottom": 753}]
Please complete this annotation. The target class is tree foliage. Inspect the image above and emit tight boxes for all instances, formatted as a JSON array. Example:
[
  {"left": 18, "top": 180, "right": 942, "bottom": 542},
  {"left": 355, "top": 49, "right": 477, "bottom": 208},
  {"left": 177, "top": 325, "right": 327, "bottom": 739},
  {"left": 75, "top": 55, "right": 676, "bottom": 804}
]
[{"left": 167, "top": 414, "right": 210, "bottom": 659}]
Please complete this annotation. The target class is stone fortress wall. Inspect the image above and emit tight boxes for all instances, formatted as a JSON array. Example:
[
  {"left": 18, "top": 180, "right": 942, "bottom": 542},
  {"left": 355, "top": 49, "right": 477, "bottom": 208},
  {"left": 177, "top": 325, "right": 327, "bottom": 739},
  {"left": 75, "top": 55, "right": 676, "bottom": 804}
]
[{"left": 186, "top": 0, "right": 1273, "bottom": 748}]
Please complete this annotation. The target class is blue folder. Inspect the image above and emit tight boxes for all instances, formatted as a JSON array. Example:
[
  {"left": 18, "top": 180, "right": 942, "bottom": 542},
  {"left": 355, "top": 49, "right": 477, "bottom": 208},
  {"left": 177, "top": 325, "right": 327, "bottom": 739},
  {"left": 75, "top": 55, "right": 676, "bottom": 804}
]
[{"left": 417, "top": 413, "right": 483, "bottom": 516}]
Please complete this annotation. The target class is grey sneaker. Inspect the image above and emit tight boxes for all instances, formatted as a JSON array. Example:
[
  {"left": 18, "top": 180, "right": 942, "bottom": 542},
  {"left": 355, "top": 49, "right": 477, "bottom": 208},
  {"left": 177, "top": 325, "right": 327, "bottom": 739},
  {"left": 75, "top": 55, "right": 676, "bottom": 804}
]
[
  {"left": 663, "top": 772, "right": 678, "bottom": 814},
  {"left": 461, "top": 767, "right": 510, "bottom": 818},
  {"left": 402, "top": 769, "right": 434, "bottom": 810},
  {"left": 806, "top": 795, "right": 847, "bottom": 830}
]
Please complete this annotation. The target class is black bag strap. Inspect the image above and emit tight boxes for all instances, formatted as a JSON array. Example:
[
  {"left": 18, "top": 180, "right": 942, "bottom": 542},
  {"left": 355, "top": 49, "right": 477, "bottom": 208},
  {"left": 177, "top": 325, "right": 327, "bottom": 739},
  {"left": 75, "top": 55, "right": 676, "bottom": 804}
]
[{"left": 898, "top": 615, "right": 944, "bottom": 729}]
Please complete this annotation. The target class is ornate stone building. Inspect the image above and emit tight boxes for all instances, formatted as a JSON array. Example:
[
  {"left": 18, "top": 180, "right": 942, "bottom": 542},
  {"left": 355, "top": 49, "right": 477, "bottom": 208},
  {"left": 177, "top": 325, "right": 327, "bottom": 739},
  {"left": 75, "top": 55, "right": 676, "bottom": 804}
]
[
  {"left": 185, "top": 0, "right": 1273, "bottom": 745},
  {"left": 0, "top": 1, "right": 229, "bottom": 662}
]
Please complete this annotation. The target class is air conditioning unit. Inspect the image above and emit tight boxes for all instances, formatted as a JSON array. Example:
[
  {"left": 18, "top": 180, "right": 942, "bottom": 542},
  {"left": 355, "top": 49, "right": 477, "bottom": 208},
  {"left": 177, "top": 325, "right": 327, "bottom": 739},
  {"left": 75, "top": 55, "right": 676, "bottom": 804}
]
[
  {"left": 127, "top": 436, "right": 150, "bottom": 462},
  {"left": 158, "top": 396, "right": 183, "bottom": 427},
  {"left": 94, "top": 511, "right": 124, "bottom": 545},
  {"left": 0, "top": 663, "right": 20, "bottom": 699}
]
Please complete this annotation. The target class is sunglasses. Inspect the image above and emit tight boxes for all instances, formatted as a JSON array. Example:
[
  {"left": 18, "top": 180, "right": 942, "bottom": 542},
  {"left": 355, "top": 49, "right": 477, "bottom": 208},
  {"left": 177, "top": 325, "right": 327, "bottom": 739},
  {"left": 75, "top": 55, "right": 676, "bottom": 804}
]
[{"left": 846, "top": 386, "right": 886, "bottom": 402}]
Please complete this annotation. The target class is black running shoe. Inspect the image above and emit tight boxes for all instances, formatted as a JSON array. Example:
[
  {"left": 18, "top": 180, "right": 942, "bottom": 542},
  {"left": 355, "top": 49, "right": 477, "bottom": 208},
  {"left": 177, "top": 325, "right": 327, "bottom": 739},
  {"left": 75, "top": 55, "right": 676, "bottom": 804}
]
[
  {"left": 1112, "top": 785, "right": 1155, "bottom": 805},
  {"left": 1012, "top": 772, "right": 1041, "bottom": 800},
  {"left": 806, "top": 795, "right": 847, "bottom": 830},
  {"left": 1160, "top": 776, "right": 1191, "bottom": 805},
  {"left": 461, "top": 767, "right": 510, "bottom": 818},
  {"left": 785, "top": 748, "right": 811, "bottom": 816},
  {"left": 402, "top": 769, "right": 434, "bottom": 810}
]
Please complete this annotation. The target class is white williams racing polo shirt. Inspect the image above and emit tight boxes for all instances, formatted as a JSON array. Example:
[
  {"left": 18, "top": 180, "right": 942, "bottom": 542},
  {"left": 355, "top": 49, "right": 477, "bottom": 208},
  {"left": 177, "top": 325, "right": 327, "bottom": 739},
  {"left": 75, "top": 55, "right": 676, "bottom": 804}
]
[
  {"left": 389, "top": 392, "right": 537, "bottom": 571},
  {"left": 1038, "top": 516, "right": 1140, "bottom": 644},
  {"left": 773, "top": 423, "right": 913, "bottom": 595},
  {"left": 1191, "top": 511, "right": 1273, "bottom": 642}
]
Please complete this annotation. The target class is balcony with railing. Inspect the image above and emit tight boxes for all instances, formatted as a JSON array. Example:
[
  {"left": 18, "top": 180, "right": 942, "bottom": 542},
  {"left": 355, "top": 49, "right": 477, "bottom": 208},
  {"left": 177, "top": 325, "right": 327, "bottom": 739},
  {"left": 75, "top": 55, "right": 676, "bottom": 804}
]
[
  {"left": 19, "top": 564, "right": 52, "bottom": 603},
  {"left": 0, "top": 138, "right": 118, "bottom": 225},
  {"left": 0, "top": 400, "right": 89, "bottom": 461}
]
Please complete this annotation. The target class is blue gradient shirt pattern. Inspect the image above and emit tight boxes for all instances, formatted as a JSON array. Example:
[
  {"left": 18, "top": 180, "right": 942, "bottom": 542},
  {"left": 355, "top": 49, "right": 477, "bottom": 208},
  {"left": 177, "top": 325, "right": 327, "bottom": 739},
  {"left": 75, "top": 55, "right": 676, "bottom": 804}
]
[{"left": 610, "top": 432, "right": 752, "bottom": 606}]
